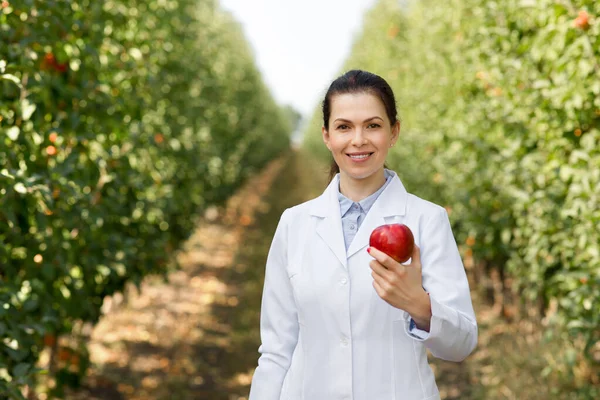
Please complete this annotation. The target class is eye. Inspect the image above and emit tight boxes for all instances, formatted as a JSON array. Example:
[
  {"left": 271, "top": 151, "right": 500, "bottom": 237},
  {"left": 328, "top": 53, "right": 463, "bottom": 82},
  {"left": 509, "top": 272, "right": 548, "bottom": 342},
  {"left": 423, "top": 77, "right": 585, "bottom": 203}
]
[
  {"left": 337, "top": 124, "right": 350, "bottom": 130},
  {"left": 368, "top": 123, "right": 381, "bottom": 129}
]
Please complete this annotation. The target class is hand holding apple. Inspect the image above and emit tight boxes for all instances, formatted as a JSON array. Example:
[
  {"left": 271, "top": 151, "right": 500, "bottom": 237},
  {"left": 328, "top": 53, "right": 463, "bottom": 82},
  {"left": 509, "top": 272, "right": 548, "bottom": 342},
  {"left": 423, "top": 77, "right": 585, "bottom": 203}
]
[{"left": 367, "top": 240, "right": 432, "bottom": 332}]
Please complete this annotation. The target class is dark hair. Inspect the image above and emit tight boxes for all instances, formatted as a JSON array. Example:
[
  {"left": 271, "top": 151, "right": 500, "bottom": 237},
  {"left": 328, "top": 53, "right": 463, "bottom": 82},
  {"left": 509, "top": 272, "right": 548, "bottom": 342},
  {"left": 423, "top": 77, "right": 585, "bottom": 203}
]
[{"left": 322, "top": 70, "right": 398, "bottom": 182}]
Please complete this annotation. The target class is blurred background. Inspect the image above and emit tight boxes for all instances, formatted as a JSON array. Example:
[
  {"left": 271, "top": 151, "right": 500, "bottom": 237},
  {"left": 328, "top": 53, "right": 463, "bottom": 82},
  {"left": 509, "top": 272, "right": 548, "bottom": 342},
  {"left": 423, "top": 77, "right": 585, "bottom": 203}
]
[{"left": 1, "top": 0, "right": 598, "bottom": 399}]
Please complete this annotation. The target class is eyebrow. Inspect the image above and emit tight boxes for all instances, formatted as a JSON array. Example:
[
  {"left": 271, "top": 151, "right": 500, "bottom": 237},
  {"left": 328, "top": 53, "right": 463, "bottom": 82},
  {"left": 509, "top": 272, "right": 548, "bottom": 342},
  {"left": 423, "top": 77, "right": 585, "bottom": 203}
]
[{"left": 333, "top": 117, "right": 384, "bottom": 124}]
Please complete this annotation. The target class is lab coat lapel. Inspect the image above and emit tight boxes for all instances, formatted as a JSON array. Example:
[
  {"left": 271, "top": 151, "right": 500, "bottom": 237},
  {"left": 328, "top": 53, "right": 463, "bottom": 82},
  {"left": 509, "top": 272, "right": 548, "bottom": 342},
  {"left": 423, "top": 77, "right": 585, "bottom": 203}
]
[
  {"left": 346, "top": 172, "right": 408, "bottom": 259},
  {"left": 310, "top": 174, "right": 348, "bottom": 269}
]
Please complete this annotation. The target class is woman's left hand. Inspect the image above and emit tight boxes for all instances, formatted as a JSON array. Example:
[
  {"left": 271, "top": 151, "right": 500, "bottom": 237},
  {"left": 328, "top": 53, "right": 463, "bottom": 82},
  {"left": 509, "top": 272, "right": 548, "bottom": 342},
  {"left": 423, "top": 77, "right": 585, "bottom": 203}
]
[{"left": 368, "top": 245, "right": 432, "bottom": 331}]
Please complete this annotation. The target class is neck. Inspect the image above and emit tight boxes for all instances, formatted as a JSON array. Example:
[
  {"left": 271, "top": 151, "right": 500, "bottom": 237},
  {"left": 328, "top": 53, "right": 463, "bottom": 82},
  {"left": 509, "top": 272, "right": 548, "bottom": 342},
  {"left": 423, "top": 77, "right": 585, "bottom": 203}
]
[{"left": 339, "top": 169, "right": 387, "bottom": 202}]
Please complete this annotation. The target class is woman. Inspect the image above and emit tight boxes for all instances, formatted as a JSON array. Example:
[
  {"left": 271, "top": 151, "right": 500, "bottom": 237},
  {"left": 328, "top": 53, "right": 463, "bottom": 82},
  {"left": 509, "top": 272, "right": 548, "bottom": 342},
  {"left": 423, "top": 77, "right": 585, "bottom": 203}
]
[{"left": 249, "top": 70, "right": 477, "bottom": 400}]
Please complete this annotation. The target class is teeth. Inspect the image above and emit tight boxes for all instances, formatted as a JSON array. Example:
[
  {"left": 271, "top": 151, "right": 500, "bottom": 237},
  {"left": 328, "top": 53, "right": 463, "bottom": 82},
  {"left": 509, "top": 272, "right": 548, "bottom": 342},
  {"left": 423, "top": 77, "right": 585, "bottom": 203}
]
[{"left": 349, "top": 154, "right": 370, "bottom": 159}]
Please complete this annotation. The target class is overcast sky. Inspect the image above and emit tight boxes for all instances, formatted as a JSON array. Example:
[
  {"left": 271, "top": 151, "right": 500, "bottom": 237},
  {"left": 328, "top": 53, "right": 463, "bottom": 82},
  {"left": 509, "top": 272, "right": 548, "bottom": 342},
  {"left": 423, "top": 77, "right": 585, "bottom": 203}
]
[{"left": 220, "top": 0, "right": 377, "bottom": 118}]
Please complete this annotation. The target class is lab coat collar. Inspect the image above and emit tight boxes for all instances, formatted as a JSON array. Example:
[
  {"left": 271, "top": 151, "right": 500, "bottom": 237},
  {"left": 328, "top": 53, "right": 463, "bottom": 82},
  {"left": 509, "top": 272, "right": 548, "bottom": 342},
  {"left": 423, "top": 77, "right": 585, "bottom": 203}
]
[{"left": 309, "top": 169, "right": 409, "bottom": 268}]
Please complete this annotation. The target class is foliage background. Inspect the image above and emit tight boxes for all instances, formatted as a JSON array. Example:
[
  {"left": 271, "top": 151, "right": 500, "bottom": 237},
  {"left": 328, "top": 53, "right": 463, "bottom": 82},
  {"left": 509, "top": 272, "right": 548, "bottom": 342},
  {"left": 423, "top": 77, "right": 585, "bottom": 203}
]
[
  {"left": 303, "top": 0, "right": 599, "bottom": 396},
  {"left": 0, "top": 0, "right": 291, "bottom": 397}
]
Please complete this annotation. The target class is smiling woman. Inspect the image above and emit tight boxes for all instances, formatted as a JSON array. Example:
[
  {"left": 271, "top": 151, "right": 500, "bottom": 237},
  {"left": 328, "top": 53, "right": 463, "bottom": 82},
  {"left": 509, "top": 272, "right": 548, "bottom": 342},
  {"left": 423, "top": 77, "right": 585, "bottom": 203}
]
[
  {"left": 249, "top": 70, "right": 478, "bottom": 400},
  {"left": 322, "top": 71, "right": 399, "bottom": 195},
  {"left": 321, "top": 73, "right": 399, "bottom": 200}
]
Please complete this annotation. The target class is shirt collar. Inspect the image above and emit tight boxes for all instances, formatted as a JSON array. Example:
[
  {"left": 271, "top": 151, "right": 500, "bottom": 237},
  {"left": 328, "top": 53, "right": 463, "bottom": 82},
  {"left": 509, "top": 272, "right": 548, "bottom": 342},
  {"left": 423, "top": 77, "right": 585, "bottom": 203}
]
[{"left": 337, "top": 169, "right": 393, "bottom": 217}]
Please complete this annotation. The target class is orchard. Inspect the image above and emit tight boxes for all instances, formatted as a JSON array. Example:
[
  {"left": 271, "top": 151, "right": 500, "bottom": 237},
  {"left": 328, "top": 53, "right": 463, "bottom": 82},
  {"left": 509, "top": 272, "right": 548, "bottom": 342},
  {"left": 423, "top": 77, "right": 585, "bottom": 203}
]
[
  {"left": 2, "top": 0, "right": 599, "bottom": 398},
  {"left": 304, "top": 0, "right": 599, "bottom": 396},
  {"left": 1, "top": 0, "right": 291, "bottom": 397}
]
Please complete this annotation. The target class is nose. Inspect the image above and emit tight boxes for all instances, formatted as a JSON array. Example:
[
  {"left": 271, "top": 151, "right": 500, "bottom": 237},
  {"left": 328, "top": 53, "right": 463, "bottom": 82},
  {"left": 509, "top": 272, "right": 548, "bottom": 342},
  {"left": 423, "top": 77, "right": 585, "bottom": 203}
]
[{"left": 351, "top": 128, "right": 367, "bottom": 146}]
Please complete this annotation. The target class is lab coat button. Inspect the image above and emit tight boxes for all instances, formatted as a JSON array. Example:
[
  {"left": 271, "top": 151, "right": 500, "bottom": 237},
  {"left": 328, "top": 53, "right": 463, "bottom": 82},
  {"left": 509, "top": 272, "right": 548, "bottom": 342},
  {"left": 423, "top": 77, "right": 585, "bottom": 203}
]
[
  {"left": 340, "top": 277, "right": 347, "bottom": 285},
  {"left": 340, "top": 337, "right": 349, "bottom": 346}
]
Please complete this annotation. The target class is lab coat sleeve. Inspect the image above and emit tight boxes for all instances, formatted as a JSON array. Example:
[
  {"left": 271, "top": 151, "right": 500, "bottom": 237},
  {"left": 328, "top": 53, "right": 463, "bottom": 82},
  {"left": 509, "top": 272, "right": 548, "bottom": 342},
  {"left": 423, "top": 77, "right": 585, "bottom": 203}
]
[
  {"left": 407, "top": 318, "right": 430, "bottom": 339},
  {"left": 249, "top": 209, "right": 299, "bottom": 400},
  {"left": 405, "top": 206, "right": 478, "bottom": 362}
]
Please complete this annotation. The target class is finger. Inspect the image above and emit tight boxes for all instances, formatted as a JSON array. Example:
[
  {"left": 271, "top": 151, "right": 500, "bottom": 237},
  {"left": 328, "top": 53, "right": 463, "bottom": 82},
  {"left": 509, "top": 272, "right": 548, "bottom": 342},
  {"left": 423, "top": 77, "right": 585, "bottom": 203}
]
[
  {"left": 369, "top": 258, "right": 388, "bottom": 272},
  {"left": 372, "top": 276, "right": 386, "bottom": 298},
  {"left": 410, "top": 244, "right": 421, "bottom": 267},
  {"left": 369, "top": 260, "right": 393, "bottom": 280},
  {"left": 368, "top": 246, "right": 400, "bottom": 270}
]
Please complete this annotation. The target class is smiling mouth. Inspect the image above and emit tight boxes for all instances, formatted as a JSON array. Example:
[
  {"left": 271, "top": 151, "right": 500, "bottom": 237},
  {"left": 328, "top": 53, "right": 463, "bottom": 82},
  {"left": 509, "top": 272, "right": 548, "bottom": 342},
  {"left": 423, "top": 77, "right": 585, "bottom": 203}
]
[{"left": 347, "top": 152, "right": 374, "bottom": 160}]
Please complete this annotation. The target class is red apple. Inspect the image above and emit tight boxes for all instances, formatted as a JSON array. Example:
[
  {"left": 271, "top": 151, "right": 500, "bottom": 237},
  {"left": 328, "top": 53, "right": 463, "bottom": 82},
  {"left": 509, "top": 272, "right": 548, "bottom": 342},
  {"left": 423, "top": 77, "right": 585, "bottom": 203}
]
[
  {"left": 574, "top": 11, "right": 590, "bottom": 30},
  {"left": 369, "top": 223, "right": 414, "bottom": 263},
  {"left": 40, "top": 52, "right": 69, "bottom": 73}
]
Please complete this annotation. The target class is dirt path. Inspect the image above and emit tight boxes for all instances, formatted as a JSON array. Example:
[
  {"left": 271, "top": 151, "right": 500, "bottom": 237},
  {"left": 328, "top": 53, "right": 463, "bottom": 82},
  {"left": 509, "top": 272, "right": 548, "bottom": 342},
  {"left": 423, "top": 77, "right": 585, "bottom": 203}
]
[
  {"left": 65, "top": 150, "right": 326, "bottom": 399},
  {"left": 63, "top": 149, "right": 554, "bottom": 400}
]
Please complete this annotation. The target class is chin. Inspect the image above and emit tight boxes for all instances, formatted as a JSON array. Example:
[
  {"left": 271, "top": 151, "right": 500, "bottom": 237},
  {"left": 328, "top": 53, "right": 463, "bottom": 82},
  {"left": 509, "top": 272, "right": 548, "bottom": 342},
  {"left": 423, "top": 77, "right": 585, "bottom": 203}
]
[{"left": 341, "top": 165, "right": 382, "bottom": 181}]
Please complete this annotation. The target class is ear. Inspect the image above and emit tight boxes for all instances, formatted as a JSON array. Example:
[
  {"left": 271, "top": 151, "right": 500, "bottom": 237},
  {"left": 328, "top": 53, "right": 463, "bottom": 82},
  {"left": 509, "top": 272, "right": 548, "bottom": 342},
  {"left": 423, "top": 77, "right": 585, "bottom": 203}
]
[
  {"left": 390, "top": 120, "right": 400, "bottom": 146},
  {"left": 322, "top": 126, "right": 332, "bottom": 151}
]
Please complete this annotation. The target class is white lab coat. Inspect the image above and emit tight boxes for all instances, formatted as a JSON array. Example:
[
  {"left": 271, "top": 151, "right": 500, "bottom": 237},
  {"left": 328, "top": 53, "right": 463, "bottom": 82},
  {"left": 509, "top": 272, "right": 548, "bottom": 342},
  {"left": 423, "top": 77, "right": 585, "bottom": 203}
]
[{"left": 249, "top": 170, "right": 477, "bottom": 400}]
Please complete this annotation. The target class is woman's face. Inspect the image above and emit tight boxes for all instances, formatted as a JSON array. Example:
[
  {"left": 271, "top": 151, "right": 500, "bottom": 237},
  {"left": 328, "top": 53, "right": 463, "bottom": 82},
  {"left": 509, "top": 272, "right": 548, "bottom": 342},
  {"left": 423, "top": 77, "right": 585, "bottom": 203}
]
[{"left": 322, "top": 92, "right": 399, "bottom": 181}]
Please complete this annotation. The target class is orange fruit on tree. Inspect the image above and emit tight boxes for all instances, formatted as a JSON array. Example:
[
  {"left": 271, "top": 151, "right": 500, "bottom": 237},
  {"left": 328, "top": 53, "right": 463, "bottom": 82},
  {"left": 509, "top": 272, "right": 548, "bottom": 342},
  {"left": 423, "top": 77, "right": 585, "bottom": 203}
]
[
  {"left": 387, "top": 26, "right": 399, "bottom": 38},
  {"left": 43, "top": 334, "right": 56, "bottom": 347},
  {"left": 57, "top": 348, "right": 71, "bottom": 361},
  {"left": 574, "top": 11, "right": 590, "bottom": 30},
  {"left": 466, "top": 236, "right": 476, "bottom": 247},
  {"left": 70, "top": 354, "right": 80, "bottom": 367}
]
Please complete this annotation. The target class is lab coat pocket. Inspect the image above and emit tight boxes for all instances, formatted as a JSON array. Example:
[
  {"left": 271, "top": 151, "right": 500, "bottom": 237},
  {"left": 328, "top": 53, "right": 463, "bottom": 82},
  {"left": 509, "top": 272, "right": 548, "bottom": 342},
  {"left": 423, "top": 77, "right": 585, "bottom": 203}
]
[
  {"left": 280, "top": 337, "right": 305, "bottom": 400},
  {"left": 392, "top": 320, "right": 438, "bottom": 399}
]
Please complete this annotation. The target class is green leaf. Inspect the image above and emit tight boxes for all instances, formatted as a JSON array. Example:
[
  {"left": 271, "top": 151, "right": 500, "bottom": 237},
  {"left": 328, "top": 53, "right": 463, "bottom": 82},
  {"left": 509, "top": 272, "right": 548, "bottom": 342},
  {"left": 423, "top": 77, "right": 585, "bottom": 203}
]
[
  {"left": 21, "top": 100, "right": 36, "bottom": 121},
  {"left": 7, "top": 386, "right": 27, "bottom": 400},
  {"left": 7, "top": 126, "right": 20, "bottom": 141},
  {"left": 5, "top": 347, "right": 28, "bottom": 362},
  {"left": 13, "top": 183, "right": 27, "bottom": 194},
  {"left": 22, "top": 299, "right": 38, "bottom": 312},
  {"left": 13, "top": 363, "right": 30, "bottom": 378},
  {"left": 0, "top": 73, "right": 21, "bottom": 87}
]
